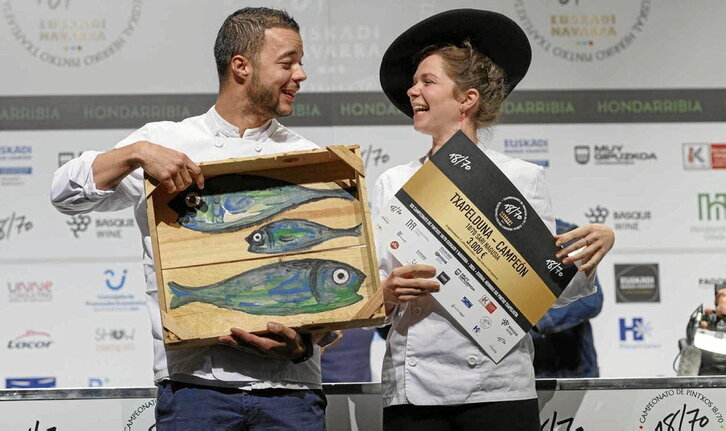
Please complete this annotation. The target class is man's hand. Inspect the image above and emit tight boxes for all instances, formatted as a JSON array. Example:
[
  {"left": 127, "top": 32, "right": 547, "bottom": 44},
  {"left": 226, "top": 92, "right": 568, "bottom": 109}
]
[
  {"left": 218, "top": 322, "right": 307, "bottom": 361},
  {"left": 555, "top": 224, "right": 615, "bottom": 274},
  {"left": 701, "top": 290, "right": 726, "bottom": 328},
  {"left": 92, "top": 140, "right": 204, "bottom": 192},
  {"left": 134, "top": 141, "right": 204, "bottom": 193},
  {"left": 382, "top": 264, "right": 439, "bottom": 314}
]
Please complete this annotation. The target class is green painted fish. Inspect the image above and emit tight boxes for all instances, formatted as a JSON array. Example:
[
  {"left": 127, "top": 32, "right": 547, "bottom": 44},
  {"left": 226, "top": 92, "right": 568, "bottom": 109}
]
[
  {"left": 245, "top": 219, "right": 362, "bottom": 254},
  {"left": 168, "top": 174, "right": 355, "bottom": 233},
  {"left": 168, "top": 259, "right": 365, "bottom": 315}
]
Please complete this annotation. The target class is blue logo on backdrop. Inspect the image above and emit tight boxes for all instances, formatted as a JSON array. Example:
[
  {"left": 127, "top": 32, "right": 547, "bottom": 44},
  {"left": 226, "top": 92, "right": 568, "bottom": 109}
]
[
  {"left": 619, "top": 317, "right": 650, "bottom": 341},
  {"left": 6, "top": 377, "right": 56, "bottom": 388},
  {"left": 104, "top": 269, "right": 128, "bottom": 291},
  {"left": 461, "top": 297, "right": 473, "bottom": 308},
  {"left": 88, "top": 377, "right": 110, "bottom": 387},
  {"left": 86, "top": 269, "right": 143, "bottom": 312}
]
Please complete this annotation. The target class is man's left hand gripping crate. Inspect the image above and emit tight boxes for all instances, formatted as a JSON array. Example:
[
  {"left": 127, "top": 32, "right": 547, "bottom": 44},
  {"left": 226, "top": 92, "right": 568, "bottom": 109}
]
[{"left": 145, "top": 145, "right": 384, "bottom": 348}]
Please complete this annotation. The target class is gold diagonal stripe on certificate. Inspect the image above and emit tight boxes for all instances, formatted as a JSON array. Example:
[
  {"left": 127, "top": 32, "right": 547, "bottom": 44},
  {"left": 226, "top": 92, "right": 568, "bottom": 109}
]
[{"left": 402, "top": 162, "right": 556, "bottom": 325}]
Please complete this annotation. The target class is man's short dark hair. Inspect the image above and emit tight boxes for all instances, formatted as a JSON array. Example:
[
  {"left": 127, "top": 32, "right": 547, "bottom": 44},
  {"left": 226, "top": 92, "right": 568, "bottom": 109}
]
[{"left": 214, "top": 7, "right": 300, "bottom": 83}]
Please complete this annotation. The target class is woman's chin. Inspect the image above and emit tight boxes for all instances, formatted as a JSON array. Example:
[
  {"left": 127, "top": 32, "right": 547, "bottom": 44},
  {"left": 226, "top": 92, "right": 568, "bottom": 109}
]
[{"left": 412, "top": 122, "right": 437, "bottom": 137}]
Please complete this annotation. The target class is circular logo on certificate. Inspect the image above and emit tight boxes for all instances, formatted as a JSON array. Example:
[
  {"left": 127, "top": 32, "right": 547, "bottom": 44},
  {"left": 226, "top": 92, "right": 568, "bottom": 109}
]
[
  {"left": 480, "top": 317, "right": 492, "bottom": 330},
  {"left": 494, "top": 196, "right": 527, "bottom": 231}
]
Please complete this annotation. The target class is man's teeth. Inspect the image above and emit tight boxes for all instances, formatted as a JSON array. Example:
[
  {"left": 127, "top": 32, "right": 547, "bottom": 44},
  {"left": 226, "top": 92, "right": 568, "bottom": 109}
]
[{"left": 413, "top": 106, "right": 429, "bottom": 112}]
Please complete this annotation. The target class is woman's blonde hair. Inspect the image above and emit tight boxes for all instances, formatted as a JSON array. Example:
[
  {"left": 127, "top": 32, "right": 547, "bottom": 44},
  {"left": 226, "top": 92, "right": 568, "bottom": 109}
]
[{"left": 419, "top": 40, "right": 507, "bottom": 128}]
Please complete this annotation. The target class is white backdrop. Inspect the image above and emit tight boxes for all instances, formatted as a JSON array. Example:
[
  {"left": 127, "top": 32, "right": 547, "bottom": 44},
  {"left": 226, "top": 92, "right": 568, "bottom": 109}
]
[{"left": 2, "top": 0, "right": 726, "bottom": 391}]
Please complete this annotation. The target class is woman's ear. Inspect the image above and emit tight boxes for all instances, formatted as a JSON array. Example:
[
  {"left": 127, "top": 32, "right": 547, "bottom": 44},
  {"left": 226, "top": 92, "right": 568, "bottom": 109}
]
[{"left": 461, "top": 88, "right": 480, "bottom": 113}]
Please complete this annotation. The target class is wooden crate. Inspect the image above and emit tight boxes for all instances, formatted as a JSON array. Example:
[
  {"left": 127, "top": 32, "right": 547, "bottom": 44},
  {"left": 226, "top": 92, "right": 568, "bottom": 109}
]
[{"left": 144, "top": 145, "right": 384, "bottom": 348}]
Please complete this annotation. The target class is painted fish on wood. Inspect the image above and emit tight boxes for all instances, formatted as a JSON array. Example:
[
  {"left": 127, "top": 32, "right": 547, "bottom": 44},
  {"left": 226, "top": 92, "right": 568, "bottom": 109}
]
[
  {"left": 168, "top": 174, "right": 354, "bottom": 233},
  {"left": 168, "top": 259, "right": 365, "bottom": 315},
  {"left": 245, "top": 218, "right": 362, "bottom": 254}
]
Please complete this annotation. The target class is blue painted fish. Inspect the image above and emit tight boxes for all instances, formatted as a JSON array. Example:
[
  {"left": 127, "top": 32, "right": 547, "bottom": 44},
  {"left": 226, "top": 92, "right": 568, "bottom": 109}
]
[
  {"left": 168, "top": 259, "right": 365, "bottom": 315},
  {"left": 168, "top": 174, "right": 355, "bottom": 233},
  {"left": 245, "top": 219, "right": 362, "bottom": 254}
]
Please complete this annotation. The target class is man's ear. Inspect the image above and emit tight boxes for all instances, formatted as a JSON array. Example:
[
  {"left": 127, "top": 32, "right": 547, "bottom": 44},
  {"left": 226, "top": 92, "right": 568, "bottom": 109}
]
[{"left": 229, "top": 54, "right": 251, "bottom": 82}]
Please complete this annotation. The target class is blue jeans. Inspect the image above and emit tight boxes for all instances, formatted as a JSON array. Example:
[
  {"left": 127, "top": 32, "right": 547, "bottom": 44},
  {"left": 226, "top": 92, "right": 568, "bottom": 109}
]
[{"left": 155, "top": 380, "right": 327, "bottom": 430}]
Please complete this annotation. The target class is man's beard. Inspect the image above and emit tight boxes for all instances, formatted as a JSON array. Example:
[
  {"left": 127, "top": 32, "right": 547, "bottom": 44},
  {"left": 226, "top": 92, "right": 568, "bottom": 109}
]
[{"left": 248, "top": 73, "right": 289, "bottom": 118}]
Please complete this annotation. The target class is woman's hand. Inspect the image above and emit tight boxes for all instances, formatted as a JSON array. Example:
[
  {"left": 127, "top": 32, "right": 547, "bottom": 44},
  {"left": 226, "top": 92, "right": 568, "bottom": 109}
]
[
  {"left": 382, "top": 264, "right": 439, "bottom": 314},
  {"left": 555, "top": 224, "right": 615, "bottom": 274}
]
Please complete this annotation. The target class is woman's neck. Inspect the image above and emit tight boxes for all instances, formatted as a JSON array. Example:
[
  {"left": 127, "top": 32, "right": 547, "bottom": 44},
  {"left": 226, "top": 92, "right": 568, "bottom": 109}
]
[{"left": 429, "top": 122, "right": 478, "bottom": 156}]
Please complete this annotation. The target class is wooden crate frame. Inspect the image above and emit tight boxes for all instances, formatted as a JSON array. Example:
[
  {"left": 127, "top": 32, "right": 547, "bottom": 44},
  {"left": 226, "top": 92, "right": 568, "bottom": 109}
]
[{"left": 145, "top": 145, "right": 384, "bottom": 349}]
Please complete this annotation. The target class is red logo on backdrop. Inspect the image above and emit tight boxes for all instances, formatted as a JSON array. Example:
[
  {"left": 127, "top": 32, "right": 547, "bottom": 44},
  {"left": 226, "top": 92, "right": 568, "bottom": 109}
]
[
  {"left": 683, "top": 143, "right": 726, "bottom": 170},
  {"left": 712, "top": 144, "right": 726, "bottom": 169},
  {"left": 390, "top": 241, "right": 399, "bottom": 250},
  {"left": 486, "top": 302, "right": 497, "bottom": 314}
]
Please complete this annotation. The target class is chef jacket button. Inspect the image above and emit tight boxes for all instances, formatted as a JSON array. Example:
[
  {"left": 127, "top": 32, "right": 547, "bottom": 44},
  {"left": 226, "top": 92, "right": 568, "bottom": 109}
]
[
  {"left": 467, "top": 356, "right": 478, "bottom": 367},
  {"left": 413, "top": 306, "right": 422, "bottom": 316},
  {"left": 214, "top": 139, "right": 224, "bottom": 148},
  {"left": 407, "top": 357, "right": 418, "bottom": 367},
  {"left": 254, "top": 144, "right": 263, "bottom": 152}
]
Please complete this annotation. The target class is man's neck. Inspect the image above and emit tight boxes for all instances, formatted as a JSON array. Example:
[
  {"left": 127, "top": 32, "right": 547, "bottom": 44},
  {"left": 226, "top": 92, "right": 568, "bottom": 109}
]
[{"left": 215, "top": 91, "right": 272, "bottom": 135}]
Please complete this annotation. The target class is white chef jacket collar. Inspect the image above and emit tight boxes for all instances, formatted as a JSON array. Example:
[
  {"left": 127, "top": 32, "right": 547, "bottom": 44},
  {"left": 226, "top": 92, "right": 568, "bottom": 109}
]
[{"left": 207, "top": 106, "right": 277, "bottom": 140}]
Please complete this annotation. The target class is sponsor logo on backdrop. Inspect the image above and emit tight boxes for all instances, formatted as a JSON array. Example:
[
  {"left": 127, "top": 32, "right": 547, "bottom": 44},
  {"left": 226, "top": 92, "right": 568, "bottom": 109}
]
[
  {"left": 58, "top": 150, "right": 85, "bottom": 167},
  {"left": 499, "top": 99, "right": 575, "bottom": 118},
  {"left": 0, "top": 146, "right": 32, "bottom": 159},
  {"left": 7, "top": 330, "right": 53, "bottom": 350},
  {"left": 299, "top": 20, "right": 382, "bottom": 91},
  {"left": 574, "top": 144, "right": 657, "bottom": 165},
  {"left": 637, "top": 389, "right": 724, "bottom": 429},
  {"left": 585, "top": 205, "right": 651, "bottom": 231},
  {"left": 0, "top": 144, "right": 32, "bottom": 185},
  {"left": 697, "top": 193, "right": 726, "bottom": 221},
  {"left": 615, "top": 264, "right": 659, "bottom": 303},
  {"left": 67, "top": 214, "right": 92, "bottom": 237},
  {"left": 25, "top": 420, "right": 59, "bottom": 431},
  {"left": 86, "top": 269, "right": 144, "bottom": 312},
  {"left": 95, "top": 327, "right": 136, "bottom": 352},
  {"left": 513, "top": 0, "right": 650, "bottom": 63},
  {"left": 502, "top": 138, "right": 549, "bottom": 167},
  {"left": 618, "top": 317, "right": 661, "bottom": 349},
  {"left": 125, "top": 398, "right": 157, "bottom": 431},
  {"left": 7, "top": 280, "right": 52, "bottom": 303},
  {"left": 361, "top": 144, "right": 390, "bottom": 170},
  {"left": 699, "top": 278, "right": 726, "bottom": 290},
  {"left": 574, "top": 145, "right": 590, "bottom": 164},
  {"left": 0, "top": 212, "right": 34, "bottom": 241},
  {"left": 6, "top": 376, "right": 56, "bottom": 388},
  {"left": 67, "top": 214, "right": 135, "bottom": 239},
  {"left": 88, "top": 377, "right": 110, "bottom": 387},
  {"left": 691, "top": 193, "right": 726, "bottom": 241},
  {"left": 540, "top": 410, "right": 585, "bottom": 431},
  {"left": 105, "top": 269, "right": 127, "bottom": 290},
  {"left": 3, "top": 0, "right": 143, "bottom": 68},
  {"left": 682, "top": 143, "right": 726, "bottom": 170}
]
